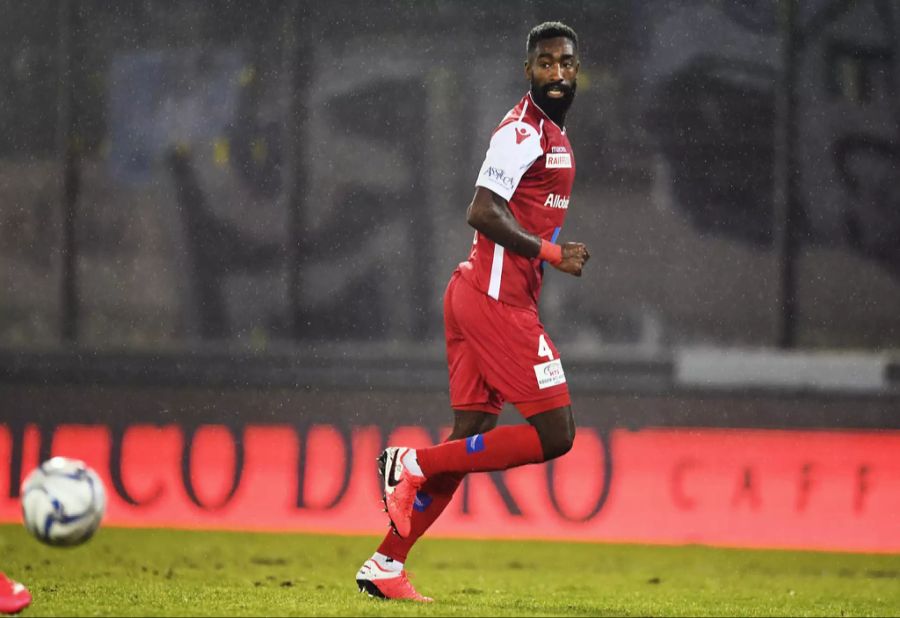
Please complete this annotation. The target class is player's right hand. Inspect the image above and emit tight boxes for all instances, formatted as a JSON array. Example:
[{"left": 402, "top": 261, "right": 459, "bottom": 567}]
[{"left": 554, "top": 242, "right": 591, "bottom": 277}]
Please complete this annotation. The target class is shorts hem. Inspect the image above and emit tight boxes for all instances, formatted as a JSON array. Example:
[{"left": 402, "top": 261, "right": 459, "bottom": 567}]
[{"left": 451, "top": 402, "right": 503, "bottom": 415}]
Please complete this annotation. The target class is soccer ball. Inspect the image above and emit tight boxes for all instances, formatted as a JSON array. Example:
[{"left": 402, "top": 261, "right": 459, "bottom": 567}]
[{"left": 21, "top": 457, "right": 106, "bottom": 546}]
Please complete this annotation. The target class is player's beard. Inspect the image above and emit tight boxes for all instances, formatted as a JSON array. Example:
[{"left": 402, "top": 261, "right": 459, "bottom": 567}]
[{"left": 530, "top": 80, "right": 577, "bottom": 126}]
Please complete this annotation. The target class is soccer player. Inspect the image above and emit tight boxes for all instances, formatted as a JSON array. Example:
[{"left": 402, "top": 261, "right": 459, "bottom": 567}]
[{"left": 356, "top": 21, "right": 590, "bottom": 602}]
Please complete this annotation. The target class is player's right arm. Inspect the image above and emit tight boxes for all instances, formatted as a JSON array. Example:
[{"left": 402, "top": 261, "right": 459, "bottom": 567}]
[
  {"left": 470, "top": 119, "right": 589, "bottom": 276},
  {"left": 466, "top": 188, "right": 589, "bottom": 276}
]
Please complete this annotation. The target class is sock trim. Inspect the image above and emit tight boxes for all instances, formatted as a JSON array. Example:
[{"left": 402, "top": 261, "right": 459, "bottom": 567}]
[{"left": 401, "top": 448, "right": 423, "bottom": 477}]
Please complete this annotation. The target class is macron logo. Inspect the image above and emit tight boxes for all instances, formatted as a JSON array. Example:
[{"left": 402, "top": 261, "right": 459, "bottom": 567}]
[{"left": 515, "top": 127, "right": 531, "bottom": 144}]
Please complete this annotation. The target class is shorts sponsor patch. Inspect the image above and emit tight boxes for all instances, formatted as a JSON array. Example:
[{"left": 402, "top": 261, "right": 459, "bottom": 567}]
[
  {"left": 534, "top": 359, "right": 567, "bottom": 389},
  {"left": 466, "top": 433, "right": 485, "bottom": 454},
  {"left": 545, "top": 153, "right": 572, "bottom": 168}
]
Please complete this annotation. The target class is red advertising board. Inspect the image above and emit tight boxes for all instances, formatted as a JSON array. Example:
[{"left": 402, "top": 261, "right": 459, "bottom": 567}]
[{"left": 2, "top": 424, "right": 898, "bottom": 553}]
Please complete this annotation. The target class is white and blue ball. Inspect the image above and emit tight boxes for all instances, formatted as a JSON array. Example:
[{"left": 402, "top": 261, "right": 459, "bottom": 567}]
[{"left": 21, "top": 457, "right": 106, "bottom": 546}]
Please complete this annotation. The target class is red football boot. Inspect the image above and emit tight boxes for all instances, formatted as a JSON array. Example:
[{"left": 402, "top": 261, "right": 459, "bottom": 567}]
[
  {"left": 355, "top": 558, "right": 432, "bottom": 602},
  {"left": 0, "top": 573, "right": 31, "bottom": 614},
  {"left": 378, "top": 447, "right": 426, "bottom": 538}
]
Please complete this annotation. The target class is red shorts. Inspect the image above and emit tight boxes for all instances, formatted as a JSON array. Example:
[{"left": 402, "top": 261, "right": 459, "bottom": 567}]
[{"left": 443, "top": 272, "right": 571, "bottom": 417}]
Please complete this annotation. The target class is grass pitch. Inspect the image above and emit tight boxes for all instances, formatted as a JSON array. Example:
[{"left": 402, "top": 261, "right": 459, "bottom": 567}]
[{"left": 1, "top": 525, "right": 898, "bottom": 616}]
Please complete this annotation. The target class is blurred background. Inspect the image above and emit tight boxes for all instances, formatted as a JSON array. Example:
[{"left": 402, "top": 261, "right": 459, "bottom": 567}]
[
  {"left": 1, "top": 0, "right": 900, "bottom": 551},
  {"left": 2, "top": 0, "right": 899, "bottom": 356}
]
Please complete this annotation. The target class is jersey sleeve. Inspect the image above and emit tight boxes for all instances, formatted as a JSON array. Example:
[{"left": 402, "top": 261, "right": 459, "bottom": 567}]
[{"left": 475, "top": 121, "right": 544, "bottom": 201}]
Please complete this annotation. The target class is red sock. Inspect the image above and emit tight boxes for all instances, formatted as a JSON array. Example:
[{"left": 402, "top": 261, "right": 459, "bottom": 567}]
[
  {"left": 416, "top": 425, "right": 544, "bottom": 477},
  {"left": 377, "top": 472, "right": 464, "bottom": 563}
]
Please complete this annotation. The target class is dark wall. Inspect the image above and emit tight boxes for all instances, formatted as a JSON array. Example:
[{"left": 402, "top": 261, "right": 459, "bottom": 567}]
[{"left": 1, "top": 0, "right": 899, "bottom": 351}]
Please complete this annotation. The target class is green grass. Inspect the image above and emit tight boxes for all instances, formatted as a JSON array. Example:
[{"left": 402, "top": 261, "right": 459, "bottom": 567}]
[{"left": 0, "top": 525, "right": 898, "bottom": 616}]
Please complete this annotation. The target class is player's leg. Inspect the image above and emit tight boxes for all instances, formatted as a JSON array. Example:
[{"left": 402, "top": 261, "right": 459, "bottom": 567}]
[
  {"left": 381, "top": 278, "right": 576, "bottom": 533},
  {"left": 379, "top": 399, "right": 573, "bottom": 547},
  {"left": 525, "top": 404, "right": 576, "bottom": 460},
  {"left": 395, "top": 400, "right": 572, "bottom": 481},
  {"left": 378, "top": 410, "right": 497, "bottom": 555},
  {"left": 357, "top": 273, "right": 499, "bottom": 601},
  {"left": 368, "top": 404, "right": 574, "bottom": 602},
  {"left": 356, "top": 410, "right": 497, "bottom": 601}
]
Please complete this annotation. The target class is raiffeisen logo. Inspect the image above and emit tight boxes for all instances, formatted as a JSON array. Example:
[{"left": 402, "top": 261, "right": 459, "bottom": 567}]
[
  {"left": 544, "top": 193, "right": 570, "bottom": 209},
  {"left": 545, "top": 152, "right": 572, "bottom": 168}
]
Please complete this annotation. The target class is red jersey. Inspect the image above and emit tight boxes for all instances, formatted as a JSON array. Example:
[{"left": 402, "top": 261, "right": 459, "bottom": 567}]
[{"left": 457, "top": 92, "right": 575, "bottom": 309}]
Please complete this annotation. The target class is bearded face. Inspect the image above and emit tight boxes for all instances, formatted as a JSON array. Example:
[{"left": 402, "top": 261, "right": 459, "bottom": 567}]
[
  {"left": 530, "top": 79, "right": 577, "bottom": 124},
  {"left": 526, "top": 36, "right": 579, "bottom": 126}
]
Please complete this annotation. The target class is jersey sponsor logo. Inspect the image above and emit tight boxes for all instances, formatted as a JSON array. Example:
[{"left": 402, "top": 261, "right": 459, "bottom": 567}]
[
  {"left": 534, "top": 359, "right": 567, "bottom": 389},
  {"left": 543, "top": 193, "right": 570, "bottom": 209},
  {"left": 551, "top": 146, "right": 568, "bottom": 153},
  {"left": 483, "top": 166, "right": 515, "bottom": 190},
  {"left": 545, "top": 153, "right": 572, "bottom": 168},
  {"left": 515, "top": 126, "right": 532, "bottom": 144}
]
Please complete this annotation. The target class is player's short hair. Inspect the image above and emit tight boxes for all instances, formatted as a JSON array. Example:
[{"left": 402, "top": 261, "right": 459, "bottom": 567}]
[{"left": 526, "top": 21, "right": 578, "bottom": 57}]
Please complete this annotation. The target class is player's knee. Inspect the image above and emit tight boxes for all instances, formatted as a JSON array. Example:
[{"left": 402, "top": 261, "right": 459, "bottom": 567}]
[
  {"left": 560, "top": 425, "right": 576, "bottom": 456},
  {"left": 542, "top": 438, "right": 571, "bottom": 461},
  {"left": 541, "top": 425, "right": 575, "bottom": 461},
  {"left": 531, "top": 406, "right": 576, "bottom": 460}
]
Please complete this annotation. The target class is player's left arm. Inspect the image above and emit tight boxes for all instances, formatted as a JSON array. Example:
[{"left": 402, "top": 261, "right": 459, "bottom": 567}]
[{"left": 467, "top": 187, "right": 590, "bottom": 276}]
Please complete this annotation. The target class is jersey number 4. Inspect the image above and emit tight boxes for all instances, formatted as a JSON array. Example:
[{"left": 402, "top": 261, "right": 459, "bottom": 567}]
[{"left": 538, "top": 335, "right": 554, "bottom": 361}]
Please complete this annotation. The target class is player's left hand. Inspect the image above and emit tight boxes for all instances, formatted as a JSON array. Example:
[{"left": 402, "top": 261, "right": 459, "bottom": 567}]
[{"left": 554, "top": 242, "right": 590, "bottom": 277}]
